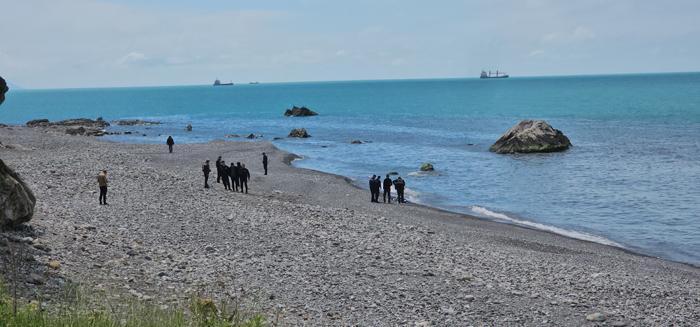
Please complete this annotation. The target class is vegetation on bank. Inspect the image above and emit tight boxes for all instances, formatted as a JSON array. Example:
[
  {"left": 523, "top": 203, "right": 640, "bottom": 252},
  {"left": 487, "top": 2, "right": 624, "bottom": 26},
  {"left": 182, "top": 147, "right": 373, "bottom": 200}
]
[{"left": 0, "top": 282, "right": 266, "bottom": 327}]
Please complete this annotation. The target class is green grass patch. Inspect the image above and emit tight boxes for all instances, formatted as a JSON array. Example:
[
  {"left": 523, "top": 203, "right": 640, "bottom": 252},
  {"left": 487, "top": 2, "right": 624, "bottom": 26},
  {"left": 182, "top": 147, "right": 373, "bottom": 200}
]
[{"left": 0, "top": 281, "right": 266, "bottom": 327}]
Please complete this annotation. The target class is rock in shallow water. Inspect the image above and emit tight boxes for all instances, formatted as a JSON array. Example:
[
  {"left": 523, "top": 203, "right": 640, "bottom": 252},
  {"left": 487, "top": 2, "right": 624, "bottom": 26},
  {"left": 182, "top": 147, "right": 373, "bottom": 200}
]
[
  {"left": 0, "top": 159, "right": 36, "bottom": 227},
  {"left": 284, "top": 106, "right": 318, "bottom": 117},
  {"left": 288, "top": 128, "right": 310, "bottom": 138},
  {"left": 489, "top": 120, "right": 571, "bottom": 154}
]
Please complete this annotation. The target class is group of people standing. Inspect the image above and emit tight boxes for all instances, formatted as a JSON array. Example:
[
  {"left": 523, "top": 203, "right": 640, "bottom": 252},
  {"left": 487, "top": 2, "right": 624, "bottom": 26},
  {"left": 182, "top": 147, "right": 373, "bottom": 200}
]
[
  {"left": 369, "top": 175, "right": 406, "bottom": 204},
  {"left": 201, "top": 153, "right": 269, "bottom": 193}
]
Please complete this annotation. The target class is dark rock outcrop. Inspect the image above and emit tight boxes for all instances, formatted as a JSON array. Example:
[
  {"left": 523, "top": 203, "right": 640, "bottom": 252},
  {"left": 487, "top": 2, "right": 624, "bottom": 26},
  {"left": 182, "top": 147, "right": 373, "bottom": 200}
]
[
  {"left": 288, "top": 128, "right": 310, "bottom": 138},
  {"left": 351, "top": 140, "right": 364, "bottom": 144},
  {"left": 284, "top": 106, "right": 318, "bottom": 117},
  {"left": 420, "top": 163, "right": 435, "bottom": 171},
  {"left": 490, "top": 120, "right": 571, "bottom": 154},
  {"left": 26, "top": 119, "right": 50, "bottom": 127},
  {"left": 0, "top": 76, "right": 7, "bottom": 105},
  {"left": 53, "top": 118, "right": 110, "bottom": 128},
  {"left": 112, "top": 119, "right": 161, "bottom": 126},
  {"left": 186, "top": 124, "right": 193, "bottom": 132},
  {"left": 0, "top": 156, "right": 36, "bottom": 228},
  {"left": 65, "top": 126, "right": 106, "bottom": 136}
]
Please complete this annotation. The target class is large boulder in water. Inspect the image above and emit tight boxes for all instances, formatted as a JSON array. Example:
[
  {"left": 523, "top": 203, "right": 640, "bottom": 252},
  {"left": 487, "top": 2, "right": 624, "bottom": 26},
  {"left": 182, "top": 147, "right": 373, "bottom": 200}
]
[
  {"left": 420, "top": 163, "right": 435, "bottom": 171},
  {"left": 288, "top": 128, "right": 310, "bottom": 138},
  {"left": 490, "top": 120, "right": 571, "bottom": 154},
  {"left": 0, "top": 160, "right": 36, "bottom": 228},
  {"left": 284, "top": 106, "right": 318, "bottom": 117}
]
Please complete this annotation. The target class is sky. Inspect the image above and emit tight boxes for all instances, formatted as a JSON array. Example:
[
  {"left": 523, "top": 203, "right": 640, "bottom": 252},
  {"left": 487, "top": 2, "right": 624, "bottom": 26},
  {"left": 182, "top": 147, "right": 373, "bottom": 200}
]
[{"left": 1, "top": 0, "right": 699, "bottom": 88}]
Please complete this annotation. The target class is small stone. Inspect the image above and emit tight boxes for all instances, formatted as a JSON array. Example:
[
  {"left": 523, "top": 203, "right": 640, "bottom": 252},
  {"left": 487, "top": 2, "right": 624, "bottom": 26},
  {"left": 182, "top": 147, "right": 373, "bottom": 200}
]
[
  {"left": 28, "top": 273, "right": 46, "bottom": 285},
  {"left": 48, "top": 260, "right": 61, "bottom": 270},
  {"left": 586, "top": 312, "right": 606, "bottom": 322},
  {"left": 464, "top": 295, "right": 475, "bottom": 302}
]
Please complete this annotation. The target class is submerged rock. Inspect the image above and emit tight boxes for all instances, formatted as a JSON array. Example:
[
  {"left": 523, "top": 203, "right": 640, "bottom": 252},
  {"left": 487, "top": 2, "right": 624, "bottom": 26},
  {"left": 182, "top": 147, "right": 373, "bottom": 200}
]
[
  {"left": 186, "top": 124, "right": 193, "bottom": 132},
  {"left": 490, "top": 120, "right": 571, "bottom": 154},
  {"left": 420, "top": 163, "right": 434, "bottom": 171},
  {"left": 351, "top": 140, "right": 364, "bottom": 144},
  {"left": 53, "top": 118, "right": 110, "bottom": 128},
  {"left": 288, "top": 128, "right": 310, "bottom": 138},
  {"left": 284, "top": 106, "right": 318, "bottom": 117},
  {"left": 0, "top": 159, "right": 36, "bottom": 227},
  {"left": 113, "top": 119, "right": 161, "bottom": 126}
]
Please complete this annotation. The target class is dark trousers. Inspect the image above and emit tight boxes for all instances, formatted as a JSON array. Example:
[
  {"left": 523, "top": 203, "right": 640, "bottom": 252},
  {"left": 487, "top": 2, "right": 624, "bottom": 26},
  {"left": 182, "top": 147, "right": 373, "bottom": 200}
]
[
  {"left": 383, "top": 189, "right": 391, "bottom": 203},
  {"left": 217, "top": 169, "right": 221, "bottom": 183},
  {"left": 99, "top": 186, "right": 107, "bottom": 204},
  {"left": 168, "top": 145, "right": 173, "bottom": 153},
  {"left": 397, "top": 189, "right": 405, "bottom": 203},
  {"left": 230, "top": 176, "right": 238, "bottom": 191},
  {"left": 204, "top": 173, "right": 210, "bottom": 188},
  {"left": 223, "top": 176, "right": 230, "bottom": 190},
  {"left": 371, "top": 189, "right": 379, "bottom": 202},
  {"left": 240, "top": 180, "right": 248, "bottom": 193},
  {"left": 263, "top": 163, "right": 268, "bottom": 175}
]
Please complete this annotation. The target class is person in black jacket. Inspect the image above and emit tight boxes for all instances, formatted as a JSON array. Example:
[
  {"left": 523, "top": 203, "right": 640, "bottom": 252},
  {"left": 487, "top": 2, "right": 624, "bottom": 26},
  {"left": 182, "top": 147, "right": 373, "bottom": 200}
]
[
  {"left": 221, "top": 160, "right": 231, "bottom": 190},
  {"left": 230, "top": 162, "right": 239, "bottom": 192},
  {"left": 262, "top": 152, "right": 268, "bottom": 175},
  {"left": 393, "top": 177, "right": 406, "bottom": 203},
  {"left": 383, "top": 174, "right": 393, "bottom": 203},
  {"left": 215, "top": 156, "right": 223, "bottom": 183},
  {"left": 202, "top": 160, "right": 211, "bottom": 188},
  {"left": 239, "top": 163, "right": 250, "bottom": 193},
  {"left": 166, "top": 136, "right": 174, "bottom": 153}
]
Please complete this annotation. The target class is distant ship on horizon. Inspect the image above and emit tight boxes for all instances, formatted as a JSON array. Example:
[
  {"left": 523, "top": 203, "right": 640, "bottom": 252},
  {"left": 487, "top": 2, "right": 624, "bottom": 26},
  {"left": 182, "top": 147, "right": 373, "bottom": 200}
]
[
  {"left": 213, "top": 79, "right": 234, "bottom": 86},
  {"left": 480, "top": 70, "right": 509, "bottom": 79}
]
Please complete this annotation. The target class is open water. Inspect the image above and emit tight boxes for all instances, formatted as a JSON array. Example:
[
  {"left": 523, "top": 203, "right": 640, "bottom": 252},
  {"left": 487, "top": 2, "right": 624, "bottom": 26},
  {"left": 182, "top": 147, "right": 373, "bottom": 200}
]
[{"left": 2, "top": 73, "right": 699, "bottom": 265}]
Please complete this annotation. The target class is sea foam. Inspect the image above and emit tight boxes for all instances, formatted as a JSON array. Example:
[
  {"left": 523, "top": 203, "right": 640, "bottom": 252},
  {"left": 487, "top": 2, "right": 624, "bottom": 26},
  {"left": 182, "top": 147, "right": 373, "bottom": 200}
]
[{"left": 470, "top": 206, "right": 623, "bottom": 248}]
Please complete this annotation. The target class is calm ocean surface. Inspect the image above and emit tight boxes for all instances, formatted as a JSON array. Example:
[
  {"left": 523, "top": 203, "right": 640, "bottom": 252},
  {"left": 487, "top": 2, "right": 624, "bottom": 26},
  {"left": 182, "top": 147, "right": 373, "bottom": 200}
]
[{"left": 2, "top": 73, "right": 700, "bottom": 265}]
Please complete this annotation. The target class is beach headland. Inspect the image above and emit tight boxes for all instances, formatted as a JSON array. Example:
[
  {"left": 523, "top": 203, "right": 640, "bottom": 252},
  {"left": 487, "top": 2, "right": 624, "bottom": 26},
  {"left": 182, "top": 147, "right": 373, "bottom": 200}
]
[{"left": 1, "top": 125, "right": 699, "bottom": 325}]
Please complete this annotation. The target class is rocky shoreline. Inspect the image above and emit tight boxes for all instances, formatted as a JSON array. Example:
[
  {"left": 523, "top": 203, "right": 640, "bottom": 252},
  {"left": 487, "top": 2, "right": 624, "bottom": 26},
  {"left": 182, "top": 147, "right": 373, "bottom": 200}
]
[{"left": 1, "top": 126, "right": 699, "bottom": 326}]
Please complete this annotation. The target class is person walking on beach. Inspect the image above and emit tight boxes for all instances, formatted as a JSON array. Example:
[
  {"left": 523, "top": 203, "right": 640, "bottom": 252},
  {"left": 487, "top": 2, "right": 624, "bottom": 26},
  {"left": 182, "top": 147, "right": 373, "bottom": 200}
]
[
  {"left": 368, "top": 175, "right": 376, "bottom": 202},
  {"left": 166, "top": 136, "right": 175, "bottom": 153},
  {"left": 383, "top": 174, "right": 393, "bottom": 203},
  {"left": 393, "top": 177, "right": 406, "bottom": 203},
  {"left": 235, "top": 162, "right": 244, "bottom": 192},
  {"left": 97, "top": 170, "right": 108, "bottom": 205},
  {"left": 202, "top": 160, "right": 211, "bottom": 188},
  {"left": 239, "top": 163, "right": 250, "bottom": 193},
  {"left": 230, "top": 162, "right": 239, "bottom": 192},
  {"left": 215, "top": 156, "right": 223, "bottom": 183},
  {"left": 262, "top": 152, "right": 268, "bottom": 175}
]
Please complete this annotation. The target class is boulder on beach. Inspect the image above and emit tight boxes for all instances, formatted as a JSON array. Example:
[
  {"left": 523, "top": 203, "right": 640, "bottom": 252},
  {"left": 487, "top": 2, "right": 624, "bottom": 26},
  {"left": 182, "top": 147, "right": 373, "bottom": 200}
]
[
  {"left": 246, "top": 133, "right": 258, "bottom": 139},
  {"left": 284, "top": 106, "right": 318, "bottom": 117},
  {"left": 0, "top": 159, "right": 36, "bottom": 228},
  {"left": 225, "top": 134, "right": 241, "bottom": 138},
  {"left": 288, "top": 128, "right": 310, "bottom": 138},
  {"left": 420, "top": 163, "right": 435, "bottom": 171},
  {"left": 489, "top": 120, "right": 571, "bottom": 154},
  {"left": 112, "top": 119, "right": 161, "bottom": 126},
  {"left": 65, "top": 126, "right": 106, "bottom": 136}
]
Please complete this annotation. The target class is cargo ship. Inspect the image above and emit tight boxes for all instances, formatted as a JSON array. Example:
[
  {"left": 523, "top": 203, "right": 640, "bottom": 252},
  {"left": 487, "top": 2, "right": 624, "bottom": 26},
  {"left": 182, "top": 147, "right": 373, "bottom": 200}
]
[
  {"left": 213, "top": 79, "right": 234, "bottom": 86},
  {"left": 480, "top": 70, "right": 509, "bottom": 79}
]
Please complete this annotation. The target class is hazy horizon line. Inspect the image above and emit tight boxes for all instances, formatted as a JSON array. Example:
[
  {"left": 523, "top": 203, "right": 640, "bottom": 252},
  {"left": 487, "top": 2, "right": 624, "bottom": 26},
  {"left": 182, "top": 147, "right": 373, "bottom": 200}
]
[{"left": 8, "top": 70, "right": 699, "bottom": 91}]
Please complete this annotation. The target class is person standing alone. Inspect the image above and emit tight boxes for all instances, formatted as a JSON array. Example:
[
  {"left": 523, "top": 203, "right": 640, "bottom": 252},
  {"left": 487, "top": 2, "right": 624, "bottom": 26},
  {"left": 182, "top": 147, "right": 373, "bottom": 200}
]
[
  {"left": 97, "top": 170, "right": 108, "bottom": 205},
  {"left": 262, "top": 152, "right": 268, "bottom": 175},
  {"left": 166, "top": 136, "right": 175, "bottom": 153},
  {"left": 202, "top": 160, "right": 211, "bottom": 188}
]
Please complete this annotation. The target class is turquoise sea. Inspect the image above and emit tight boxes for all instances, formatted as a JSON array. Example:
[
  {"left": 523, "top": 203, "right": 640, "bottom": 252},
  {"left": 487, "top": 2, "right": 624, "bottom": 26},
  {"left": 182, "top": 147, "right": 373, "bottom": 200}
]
[{"left": 2, "top": 73, "right": 700, "bottom": 265}]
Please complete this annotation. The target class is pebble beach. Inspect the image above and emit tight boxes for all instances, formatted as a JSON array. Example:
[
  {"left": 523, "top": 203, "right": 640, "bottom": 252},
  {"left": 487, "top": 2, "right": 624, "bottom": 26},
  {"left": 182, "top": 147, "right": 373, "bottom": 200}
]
[{"left": 1, "top": 125, "right": 699, "bottom": 326}]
